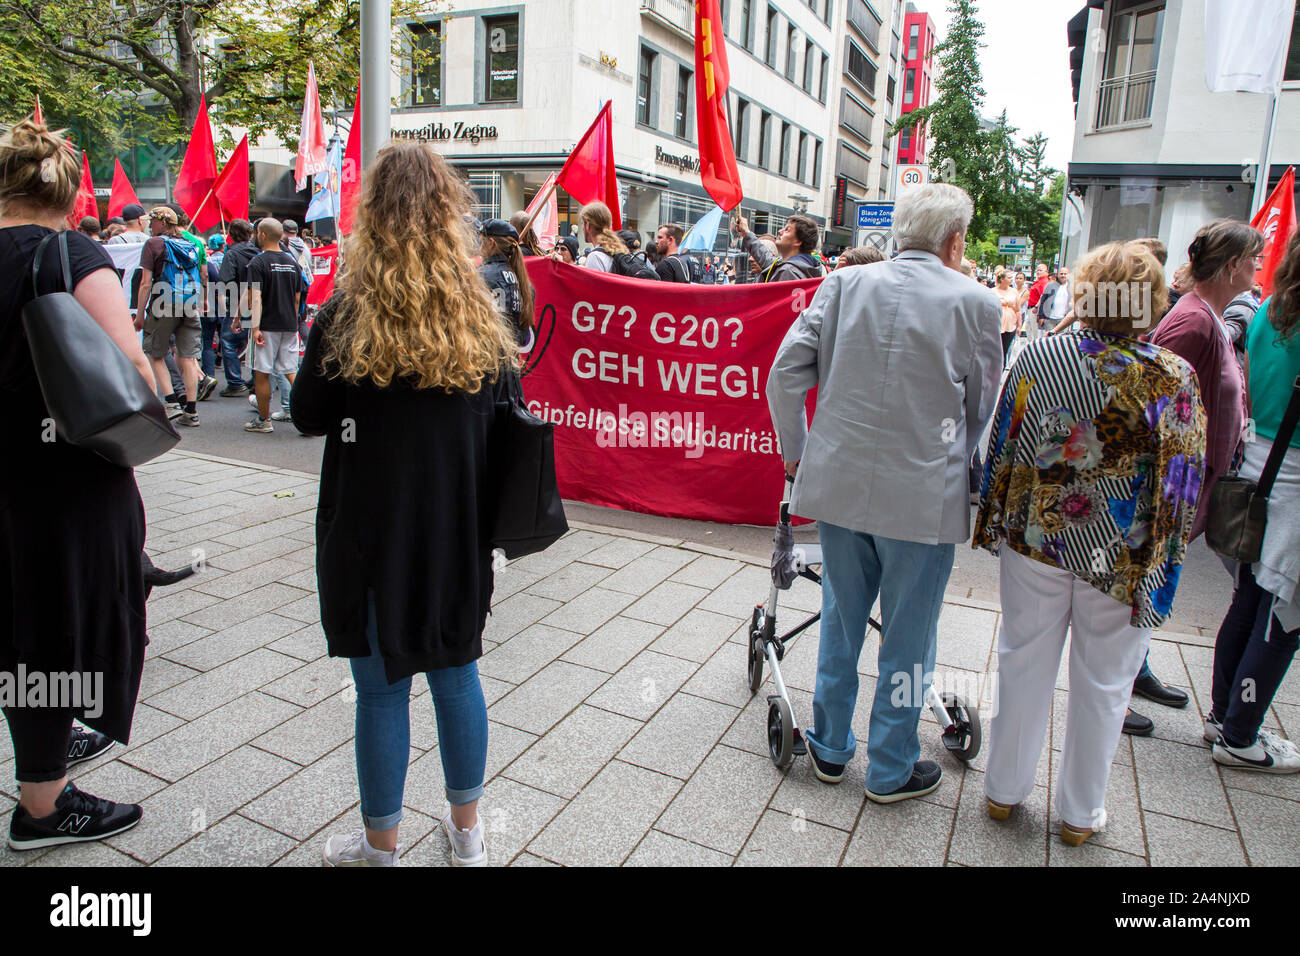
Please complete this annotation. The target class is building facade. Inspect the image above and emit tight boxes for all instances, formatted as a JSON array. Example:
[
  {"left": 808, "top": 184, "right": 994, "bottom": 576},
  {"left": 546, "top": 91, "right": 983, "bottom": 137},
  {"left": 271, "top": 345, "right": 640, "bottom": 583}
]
[
  {"left": 1063, "top": 0, "right": 1300, "bottom": 273},
  {"left": 895, "top": 5, "right": 936, "bottom": 167}
]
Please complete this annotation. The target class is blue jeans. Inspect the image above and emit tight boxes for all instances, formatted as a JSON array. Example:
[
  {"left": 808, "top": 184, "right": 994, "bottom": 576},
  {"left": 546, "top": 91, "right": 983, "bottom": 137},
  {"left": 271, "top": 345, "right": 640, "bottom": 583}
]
[
  {"left": 219, "top": 316, "right": 246, "bottom": 385},
  {"left": 807, "top": 522, "right": 955, "bottom": 794},
  {"left": 200, "top": 315, "right": 220, "bottom": 378},
  {"left": 349, "top": 597, "right": 488, "bottom": 830}
]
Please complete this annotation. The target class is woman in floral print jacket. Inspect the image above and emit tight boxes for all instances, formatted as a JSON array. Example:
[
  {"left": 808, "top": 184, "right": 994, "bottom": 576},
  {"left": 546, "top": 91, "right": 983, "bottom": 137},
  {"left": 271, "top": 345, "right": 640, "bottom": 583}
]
[{"left": 972, "top": 241, "right": 1206, "bottom": 847}]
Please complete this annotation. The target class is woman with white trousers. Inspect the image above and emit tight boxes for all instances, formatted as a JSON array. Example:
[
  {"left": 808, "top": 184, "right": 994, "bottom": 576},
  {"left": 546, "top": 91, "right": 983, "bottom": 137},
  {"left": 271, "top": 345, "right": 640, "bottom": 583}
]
[{"left": 973, "top": 241, "right": 1207, "bottom": 846}]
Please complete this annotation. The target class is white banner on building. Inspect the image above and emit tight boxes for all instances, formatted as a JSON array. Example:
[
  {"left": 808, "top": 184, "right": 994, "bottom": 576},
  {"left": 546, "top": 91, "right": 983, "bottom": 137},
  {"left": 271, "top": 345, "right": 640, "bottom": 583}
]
[{"left": 1204, "top": 0, "right": 1296, "bottom": 94}]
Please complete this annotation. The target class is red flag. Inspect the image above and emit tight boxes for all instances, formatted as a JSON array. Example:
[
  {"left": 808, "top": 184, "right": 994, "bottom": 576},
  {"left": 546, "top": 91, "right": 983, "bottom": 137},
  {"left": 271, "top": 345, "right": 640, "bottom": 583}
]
[
  {"left": 211, "top": 135, "right": 250, "bottom": 224},
  {"left": 1251, "top": 166, "right": 1297, "bottom": 296},
  {"left": 694, "top": 0, "right": 742, "bottom": 212},
  {"left": 556, "top": 101, "right": 621, "bottom": 230},
  {"left": 295, "top": 61, "right": 328, "bottom": 191},
  {"left": 174, "top": 95, "right": 219, "bottom": 230},
  {"left": 339, "top": 83, "right": 361, "bottom": 236},
  {"left": 66, "top": 151, "right": 97, "bottom": 228},
  {"left": 107, "top": 159, "right": 140, "bottom": 219},
  {"left": 33, "top": 95, "right": 44, "bottom": 126}
]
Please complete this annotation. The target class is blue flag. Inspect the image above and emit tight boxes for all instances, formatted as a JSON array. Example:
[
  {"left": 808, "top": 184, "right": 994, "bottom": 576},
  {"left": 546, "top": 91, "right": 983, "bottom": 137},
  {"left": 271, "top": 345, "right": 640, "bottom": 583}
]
[
  {"left": 679, "top": 204, "right": 724, "bottom": 252},
  {"left": 305, "top": 139, "right": 342, "bottom": 223}
]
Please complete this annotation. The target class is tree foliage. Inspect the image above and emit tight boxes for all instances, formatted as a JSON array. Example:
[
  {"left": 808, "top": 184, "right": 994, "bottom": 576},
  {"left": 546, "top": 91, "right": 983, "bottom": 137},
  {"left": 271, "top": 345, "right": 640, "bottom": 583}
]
[
  {"left": 0, "top": 0, "right": 445, "bottom": 155},
  {"left": 891, "top": 0, "right": 1062, "bottom": 266}
]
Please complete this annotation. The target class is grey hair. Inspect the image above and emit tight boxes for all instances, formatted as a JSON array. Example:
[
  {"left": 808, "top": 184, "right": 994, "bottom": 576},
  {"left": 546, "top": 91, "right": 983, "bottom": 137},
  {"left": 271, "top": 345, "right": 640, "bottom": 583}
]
[{"left": 893, "top": 183, "right": 974, "bottom": 255}]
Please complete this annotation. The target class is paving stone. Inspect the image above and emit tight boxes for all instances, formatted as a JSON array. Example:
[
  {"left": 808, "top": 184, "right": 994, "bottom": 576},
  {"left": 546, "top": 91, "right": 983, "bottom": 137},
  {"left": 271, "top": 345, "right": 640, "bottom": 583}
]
[
  {"left": 138, "top": 657, "right": 208, "bottom": 703},
  {"left": 254, "top": 690, "right": 356, "bottom": 766},
  {"left": 146, "top": 538, "right": 238, "bottom": 571},
  {"left": 145, "top": 649, "right": 302, "bottom": 720},
  {"left": 657, "top": 745, "right": 783, "bottom": 856},
  {"left": 123, "top": 692, "right": 302, "bottom": 781},
  {"left": 619, "top": 693, "right": 737, "bottom": 779},
  {"left": 269, "top": 622, "right": 327, "bottom": 662},
  {"left": 737, "top": 808, "right": 850, "bottom": 866},
  {"left": 71, "top": 759, "right": 169, "bottom": 805},
  {"left": 1048, "top": 840, "right": 1147, "bottom": 867},
  {"left": 946, "top": 770, "right": 1049, "bottom": 867},
  {"left": 158, "top": 813, "right": 299, "bottom": 867},
  {"left": 118, "top": 704, "right": 187, "bottom": 756},
  {"left": 934, "top": 603, "right": 998, "bottom": 673},
  {"left": 522, "top": 561, "right": 614, "bottom": 602},
  {"left": 1144, "top": 812, "right": 1246, "bottom": 866},
  {"left": 406, "top": 777, "right": 568, "bottom": 868},
  {"left": 586, "top": 650, "right": 699, "bottom": 722},
  {"left": 260, "top": 655, "right": 352, "bottom": 708},
  {"left": 580, "top": 537, "right": 659, "bottom": 569},
  {"left": 625, "top": 829, "right": 734, "bottom": 867},
  {"left": 841, "top": 794, "right": 951, "bottom": 866},
  {"left": 150, "top": 503, "right": 246, "bottom": 533},
  {"left": 402, "top": 723, "right": 538, "bottom": 819},
  {"left": 510, "top": 852, "right": 561, "bottom": 866},
  {"left": 504, "top": 704, "right": 641, "bottom": 798},
  {"left": 108, "top": 745, "right": 299, "bottom": 863},
  {"left": 24, "top": 842, "right": 142, "bottom": 867},
  {"left": 682, "top": 640, "right": 760, "bottom": 709},
  {"left": 206, "top": 537, "right": 311, "bottom": 573},
  {"left": 540, "top": 587, "right": 637, "bottom": 635},
  {"left": 560, "top": 616, "right": 664, "bottom": 673},
  {"left": 670, "top": 554, "right": 745, "bottom": 590},
  {"left": 179, "top": 583, "right": 309, "bottom": 631},
  {"left": 488, "top": 660, "right": 609, "bottom": 735},
  {"left": 164, "top": 613, "right": 304, "bottom": 672},
  {"left": 623, "top": 581, "right": 709, "bottom": 627},
  {"left": 191, "top": 557, "right": 313, "bottom": 600},
  {"left": 144, "top": 618, "right": 212, "bottom": 660},
  {"left": 144, "top": 587, "right": 223, "bottom": 627},
  {"left": 1048, "top": 750, "right": 1145, "bottom": 857},
  {"left": 1227, "top": 789, "right": 1300, "bottom": 866},
  {"left": 508, "top": 530, "right": 615, "bottom": 575},
  {"left": 1132, "top": 736, "right": 1235, "bottom": 829},
  {"left": 527, "top": 760, "right": 681, "bottom": 866},
  {"left": 212, "top": 516, "right": 317, "bottom": 549},
  {"left": 241, "top": 743, "right": 363, "bottom": 841},
  {"left": 697, "top": 564, "right": 778, "bottom": 618},
  {"left": 273, "top": 805, "right": 437, "bottom": 867},
  {"left": 483, "top": 592, "right": 564, "bottom": 643},
  {"left": 650, "top": 607, "right": 740, "bottom": 661},
  {"left": 1273, "top": 702, "right": 1299, "bottom": 746},
  {"left": 770, "top": 758, "right": 868, "bottom": 832},
  {"left": 598, "top": 553, "right": 693, "bottom": 597},
  {"left": 478, "top": 624, "right": 585, "bottom": 684}
]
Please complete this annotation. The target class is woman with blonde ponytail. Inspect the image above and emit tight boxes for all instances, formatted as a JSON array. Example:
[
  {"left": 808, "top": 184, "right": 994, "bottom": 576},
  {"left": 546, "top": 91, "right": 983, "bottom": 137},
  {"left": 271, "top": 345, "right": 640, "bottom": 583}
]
[
  {"left": 292, "top": 140, "right": 516, "bottom": 867},
  {"left": 579, "top": 200, "right": 627, "bottom": 272}
]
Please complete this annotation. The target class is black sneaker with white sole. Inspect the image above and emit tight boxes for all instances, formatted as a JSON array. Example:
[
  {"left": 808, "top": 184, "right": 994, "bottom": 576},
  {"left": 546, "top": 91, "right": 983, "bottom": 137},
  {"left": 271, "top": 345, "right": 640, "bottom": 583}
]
[
  {"left": 66, "top": 726, "right": 113, "bottom": 767},
  {"left": 7, "top": 782, "right": 142, "bottom": 851},
  {"left": 806, "top": 736, "right": 846, "bottom": 784},
  {"left": 866, "top": 760, "right": 943, "bottom": 804}
]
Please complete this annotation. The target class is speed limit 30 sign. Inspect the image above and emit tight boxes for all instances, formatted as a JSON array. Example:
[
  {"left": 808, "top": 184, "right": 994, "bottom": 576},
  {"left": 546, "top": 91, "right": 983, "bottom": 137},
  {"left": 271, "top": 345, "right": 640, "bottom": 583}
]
[{"left": 895, "top": 165, "right": 931, "bottom": 194}]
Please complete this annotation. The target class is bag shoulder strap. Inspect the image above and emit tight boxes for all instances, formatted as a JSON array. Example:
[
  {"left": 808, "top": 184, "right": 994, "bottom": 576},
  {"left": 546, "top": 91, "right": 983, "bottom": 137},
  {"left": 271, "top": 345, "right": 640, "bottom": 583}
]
[
  {"left": 1258, "top": 375, "right": 1300, "bottom": 497},
  {"left": 30, "top": 231, "right": 73, "bottom": 296}
]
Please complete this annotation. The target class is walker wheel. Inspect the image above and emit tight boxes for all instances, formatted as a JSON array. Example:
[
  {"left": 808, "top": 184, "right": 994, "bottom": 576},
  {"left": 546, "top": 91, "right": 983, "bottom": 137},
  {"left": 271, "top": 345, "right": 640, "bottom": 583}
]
[
  {"left": 768, "top": 697, "right": 795, "bottom": 770},
  {"left": 940, "top": 692, "right": 982, "bottom": 762},
  {"left": 747, "top": 609, "right": 765, "bottom": 695}
]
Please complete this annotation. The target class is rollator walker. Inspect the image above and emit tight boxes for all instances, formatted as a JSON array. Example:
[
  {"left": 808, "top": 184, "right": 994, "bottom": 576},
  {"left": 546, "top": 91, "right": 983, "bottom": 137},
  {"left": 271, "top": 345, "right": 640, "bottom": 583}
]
[{"left": 746, "top": 477, "right": 982, "bottom": 770}]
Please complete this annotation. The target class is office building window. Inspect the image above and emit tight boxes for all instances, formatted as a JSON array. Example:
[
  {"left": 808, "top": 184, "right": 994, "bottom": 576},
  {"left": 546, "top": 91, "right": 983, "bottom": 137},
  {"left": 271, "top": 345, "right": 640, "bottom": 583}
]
[
  {"left": 900, "top": 129, "right": 911, "bottom": 149},
  {"left": 1288, "top": 7, "right": 1300, "bottom": 80},
  {"left": 904, "top": 68, "right": 914, "bottom": 104},
  {"left": 720, "top": 0, "right": 730, "bottom": 35},
  {"left": 819, "top": 52, "right": 829, "bottom": 101},
  {"left": 823, "top": 0, "right": 833, "bottom": 25},
  {"left": 734, "top": 98, "right": 750, "bottom": 160},
  {"left": 638, "top": 46, "right": 657, "bottom": 127},
  {"left": 675, "top": 66, "right": 692, "bottom": 140},
  {"left": 1097, "top": 3, "right": 1164, "bottom": 128},
  {"left": 468, "top": 171, "right": 501, "bottom": 221},
  {"left": 839, "top": 90, "right": 873, "bottom": 141},
  {"left": 846, "top": 40, "right": 877, "bottom": 90},
  {"left": 836, "top": 142, "right": 871, "bottom": 185},
  {"left": 759, "top": 111, "right": 773, "bottom": 168},
  {"left": 779, "top": 123, "right": 792, "bottom": 177},
  {"left": 407, "top": 20, "right": 442, "bottom": 107},
  {"left": 483, "top": 14, "right": 519, "bottom": 102},
  {"left": 908, "top": 22, "right": 919, "bottom": 60},
  {"left": 787, "top": 25, "right": 798, "bottom": 80},
  {"left": 766, "top": 7, "right": 779, "bottom": 66},
  {"left": 813, "top": 140, "right": 823, "bottom": 186},
  {"left": 797, "top": 132, "right": 809, "bottom": 183},
  {"left": 887, "top": 74, "right": 896, "bottom": 103},
  {"left": 741, "top": 0, "right": 754, "bottom": 50},
  {"left": 803, "top": 40, "right": 816, "bottom": 90}
]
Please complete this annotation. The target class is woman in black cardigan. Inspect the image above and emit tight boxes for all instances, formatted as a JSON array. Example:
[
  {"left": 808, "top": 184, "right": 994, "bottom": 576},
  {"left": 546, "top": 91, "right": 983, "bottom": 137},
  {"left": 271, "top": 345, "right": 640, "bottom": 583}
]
[{"left": 293, "top": 141, "right": 516, "bottom": 867}]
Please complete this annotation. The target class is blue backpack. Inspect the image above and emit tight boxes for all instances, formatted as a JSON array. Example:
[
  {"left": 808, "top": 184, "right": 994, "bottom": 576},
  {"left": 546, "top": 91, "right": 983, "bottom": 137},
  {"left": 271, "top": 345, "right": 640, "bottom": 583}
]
[{"left": 158, "top": 237, "right": 201, "bottom": 315}]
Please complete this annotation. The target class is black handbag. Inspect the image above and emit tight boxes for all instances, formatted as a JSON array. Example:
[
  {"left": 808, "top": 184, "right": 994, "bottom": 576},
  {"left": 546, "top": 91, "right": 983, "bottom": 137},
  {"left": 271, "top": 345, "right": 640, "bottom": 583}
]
[
  {"left": 489, "top": 375, "right": 568, "bottom": 558},
  {"left": 22, "top": 232, "right": 180, "bottom": 468},
  {"left": 1206, "top": 375, "right": 1300, "bottom": 564}
]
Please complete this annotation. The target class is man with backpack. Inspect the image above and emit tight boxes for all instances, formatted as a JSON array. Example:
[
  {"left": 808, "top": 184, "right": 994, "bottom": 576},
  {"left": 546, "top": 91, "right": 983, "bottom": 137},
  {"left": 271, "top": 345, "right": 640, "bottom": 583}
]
[
  {"left": 654, "top": 224, "right": 702, "bottom": 283},
  {"left": 135, "top": 205, "right": 207, "bottom": 427}
]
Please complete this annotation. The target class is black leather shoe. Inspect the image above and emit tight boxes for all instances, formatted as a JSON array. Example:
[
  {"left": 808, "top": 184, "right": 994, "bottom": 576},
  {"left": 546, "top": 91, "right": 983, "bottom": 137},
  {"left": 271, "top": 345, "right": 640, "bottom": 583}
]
[
  {"left": 1133, "top": 672, "right": 1189, "bottom": 708},
  {"left": 1123, "top": 709, "right": 1154, "bottom": 736}
]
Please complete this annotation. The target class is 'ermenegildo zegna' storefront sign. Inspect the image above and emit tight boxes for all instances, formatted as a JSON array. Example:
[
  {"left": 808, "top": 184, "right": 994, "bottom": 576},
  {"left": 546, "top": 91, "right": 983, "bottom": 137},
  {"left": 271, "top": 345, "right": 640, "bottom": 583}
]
[{"left": 392, "top": 121, "right": 500, "bottom": 145}]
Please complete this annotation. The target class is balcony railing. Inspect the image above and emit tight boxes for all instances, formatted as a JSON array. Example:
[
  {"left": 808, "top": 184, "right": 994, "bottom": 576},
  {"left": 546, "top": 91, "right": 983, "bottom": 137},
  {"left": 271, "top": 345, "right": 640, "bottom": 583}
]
[
  {"left": 640, "top": 0, "right": 693, "bottom": 41},
  {"left": 1095, "top": 70, "right": 1157, "bottom": 130}
]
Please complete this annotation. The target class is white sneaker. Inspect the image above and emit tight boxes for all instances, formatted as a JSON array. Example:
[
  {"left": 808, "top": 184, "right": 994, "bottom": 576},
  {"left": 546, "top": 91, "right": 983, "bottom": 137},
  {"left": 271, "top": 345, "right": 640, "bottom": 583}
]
[
  {"left": 1212, "top": 732, "right": 1300, "bottom": 773},
  {"left": 441, "top": 814, "right": 486, "bottom": 867},
  {"left": 248, "top": 393, "right": 258, "bottom": 408},
  {"left": 271, "top": 410, "right": 292, "bottom": 422},
  {"left": 322, "top": 830, "right": 399, "bottom": 867}
]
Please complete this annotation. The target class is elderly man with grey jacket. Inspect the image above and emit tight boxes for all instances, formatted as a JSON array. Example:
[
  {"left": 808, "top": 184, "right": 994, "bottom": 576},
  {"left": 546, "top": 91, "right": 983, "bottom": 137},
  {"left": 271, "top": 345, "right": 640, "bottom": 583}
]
[{"left": 766, "top": 184, "right": 1003, "bottom": 803}]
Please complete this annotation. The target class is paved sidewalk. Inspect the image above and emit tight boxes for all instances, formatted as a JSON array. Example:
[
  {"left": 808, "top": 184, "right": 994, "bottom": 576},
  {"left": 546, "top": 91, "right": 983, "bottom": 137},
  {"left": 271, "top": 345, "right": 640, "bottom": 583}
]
[{"left": 2, "top": 450, "right": 1296, "bottom": 867}]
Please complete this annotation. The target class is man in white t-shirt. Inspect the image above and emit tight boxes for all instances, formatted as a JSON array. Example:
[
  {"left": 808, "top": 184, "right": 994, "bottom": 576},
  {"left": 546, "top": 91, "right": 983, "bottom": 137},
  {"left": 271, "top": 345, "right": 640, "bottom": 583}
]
[{"left": 106, "top": 203, "right": 149, "bottom": 244}]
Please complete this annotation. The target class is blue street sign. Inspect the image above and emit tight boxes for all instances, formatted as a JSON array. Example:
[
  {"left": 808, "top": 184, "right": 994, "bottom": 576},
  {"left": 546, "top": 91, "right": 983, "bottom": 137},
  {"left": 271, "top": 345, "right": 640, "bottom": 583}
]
[{"left": 858, "top": 202, "right": 894, "bottom": 230}]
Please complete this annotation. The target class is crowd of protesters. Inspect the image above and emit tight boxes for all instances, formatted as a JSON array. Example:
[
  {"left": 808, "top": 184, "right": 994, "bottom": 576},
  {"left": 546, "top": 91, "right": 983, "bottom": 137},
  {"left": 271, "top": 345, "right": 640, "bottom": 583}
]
[{"left": 2, "top": 119, "right": 1297, "bottom": 870}]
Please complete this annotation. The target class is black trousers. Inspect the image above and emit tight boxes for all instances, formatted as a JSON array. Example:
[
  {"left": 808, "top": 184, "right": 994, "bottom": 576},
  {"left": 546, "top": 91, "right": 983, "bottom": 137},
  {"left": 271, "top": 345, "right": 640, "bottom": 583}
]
[{"left": 2, "top": 703, "right": 74, "bottom": 783}]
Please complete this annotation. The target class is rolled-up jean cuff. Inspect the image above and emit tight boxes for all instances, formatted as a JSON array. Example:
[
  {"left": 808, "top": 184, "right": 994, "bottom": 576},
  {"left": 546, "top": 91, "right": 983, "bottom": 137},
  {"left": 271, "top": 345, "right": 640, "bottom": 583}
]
[
  {"left": 446, "top": 784, "right": 484, "bottom": 807},
  {"left": 361, "top": 807, "right": 403, "bottom": 831}
]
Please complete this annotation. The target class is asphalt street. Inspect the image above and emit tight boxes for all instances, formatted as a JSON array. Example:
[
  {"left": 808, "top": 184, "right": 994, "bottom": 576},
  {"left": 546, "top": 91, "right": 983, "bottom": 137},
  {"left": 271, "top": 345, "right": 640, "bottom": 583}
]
[{"left": 172, "top": 381, "right": 1234, "bottom": 638}]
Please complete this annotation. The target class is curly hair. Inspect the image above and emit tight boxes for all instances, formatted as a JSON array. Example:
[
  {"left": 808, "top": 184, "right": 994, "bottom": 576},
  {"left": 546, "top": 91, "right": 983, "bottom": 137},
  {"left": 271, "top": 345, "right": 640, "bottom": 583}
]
[
  {"left": 1071, "top": 241, "right": 1169, "bottom": 335},
  {"left": 1267, "top": 228, "right": 1300, "bottom": 343},
  {"left": 324, "top": 140, "right": 516, "bottom": 392},
  {"left": 0, "top": 119, "right": 82, "bottom": 214}
]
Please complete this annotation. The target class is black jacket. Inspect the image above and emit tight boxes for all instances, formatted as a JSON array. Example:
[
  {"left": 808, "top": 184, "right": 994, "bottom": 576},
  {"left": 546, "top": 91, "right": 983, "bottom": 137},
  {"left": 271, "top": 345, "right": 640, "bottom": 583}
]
[
  {"left": 478, "top": 254, "right": 526, "bottom": 345},
  {"left": 291, "top": 297, "right": 508, "bottom": 678},
  {"left": 216, "top": 240, "right": 260, "bottom": 317}
]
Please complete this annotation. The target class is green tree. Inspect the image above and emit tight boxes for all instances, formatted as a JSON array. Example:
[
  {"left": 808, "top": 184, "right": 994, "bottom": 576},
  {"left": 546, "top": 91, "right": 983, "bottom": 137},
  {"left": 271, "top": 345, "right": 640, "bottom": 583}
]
[{"left": 0, "top": 0, "right": 444, "bottom": 154}]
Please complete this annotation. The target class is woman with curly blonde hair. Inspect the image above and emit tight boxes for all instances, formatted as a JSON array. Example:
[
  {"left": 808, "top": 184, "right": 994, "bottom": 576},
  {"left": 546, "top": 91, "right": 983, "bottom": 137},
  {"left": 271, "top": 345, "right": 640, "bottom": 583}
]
[
  {"left": 974, "top": 241, "right": 1206, "bottom": 846},
  {"left": 293, "top": 140, "right": 516, "bottom": 868}
]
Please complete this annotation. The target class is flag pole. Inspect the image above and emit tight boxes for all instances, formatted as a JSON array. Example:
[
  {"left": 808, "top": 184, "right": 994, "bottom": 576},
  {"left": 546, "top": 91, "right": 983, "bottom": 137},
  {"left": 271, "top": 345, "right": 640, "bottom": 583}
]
[
  {"left": 521, "top": 179, "right": 560, "bottom": 235},
  {"left": 1251, "top": 92, "right": 1281, "bottom": 218}
]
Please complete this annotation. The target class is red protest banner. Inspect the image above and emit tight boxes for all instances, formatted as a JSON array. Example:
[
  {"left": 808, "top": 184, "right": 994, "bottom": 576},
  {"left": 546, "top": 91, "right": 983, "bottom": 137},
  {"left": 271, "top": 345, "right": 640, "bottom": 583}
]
[
  {"left": 522, "top": 259, "right": 821, "bottom": 525},
  {"left": 308, "top": 243, "right": 338, "bottom": 306}
]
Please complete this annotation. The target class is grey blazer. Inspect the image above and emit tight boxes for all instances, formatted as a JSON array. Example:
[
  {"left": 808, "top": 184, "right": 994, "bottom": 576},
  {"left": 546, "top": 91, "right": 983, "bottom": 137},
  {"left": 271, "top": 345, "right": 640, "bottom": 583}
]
[{"left": 766, "top": 250, "right": 1004, "bottom": 545}]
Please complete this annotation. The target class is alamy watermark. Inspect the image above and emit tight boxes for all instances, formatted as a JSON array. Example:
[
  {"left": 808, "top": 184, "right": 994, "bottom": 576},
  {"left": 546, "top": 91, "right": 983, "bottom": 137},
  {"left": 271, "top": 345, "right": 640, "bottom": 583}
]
[{"left": 0, "top": 665, "right": 103, "bottom": 718}]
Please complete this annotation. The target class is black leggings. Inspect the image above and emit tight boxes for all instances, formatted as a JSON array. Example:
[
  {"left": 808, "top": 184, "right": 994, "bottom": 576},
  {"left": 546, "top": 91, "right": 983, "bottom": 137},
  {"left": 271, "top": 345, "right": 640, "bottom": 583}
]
[
  {"left": 1211, "top": 564, "right": 1300, "bottom": 747},
  {"left": 2, "top": 704, "right": 75, "bottom": 783}
]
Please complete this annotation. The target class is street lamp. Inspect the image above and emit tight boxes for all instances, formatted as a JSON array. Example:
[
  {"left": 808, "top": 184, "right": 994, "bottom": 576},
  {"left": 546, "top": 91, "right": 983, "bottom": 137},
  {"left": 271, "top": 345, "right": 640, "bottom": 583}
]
[{"left": 789, "top": 193, "right": 811, "bottom": 213}]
